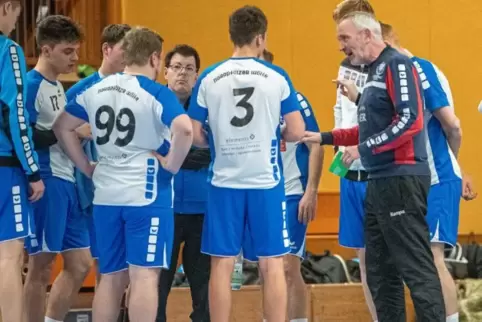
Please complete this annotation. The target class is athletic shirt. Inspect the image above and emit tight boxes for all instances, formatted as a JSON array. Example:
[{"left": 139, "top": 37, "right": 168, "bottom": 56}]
[
  {"left": 26, "top": 70, "right": 74, "bottom": 182},
  {"left": 281, "top": 92, "right": 319, "bottom": 196},
  {"left": 188, "top": 57, "right": 301, "bottom": 189},
  {"left": 65, "top": 73, "right": 185, "bottom": 207},
  {"left": 334, "top": 58, "right": 369, "bottom": 171},
  {"left": 411, "top": 57, "right": 462, "bottom": 185}
]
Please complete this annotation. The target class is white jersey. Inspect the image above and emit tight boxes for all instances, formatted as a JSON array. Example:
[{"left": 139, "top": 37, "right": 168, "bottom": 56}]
[
  {"left": 188, "top": 57, "right": 301, "bottom": 189},
  {"left": 281, "top": 92, "right": 320, "bottom": 196},
  {"left": 27, "top": 70, "right": 74, "bottom": 182},
  {"left": 65, "top": 73, "right": 185, "bottom": 206},
  {"left": 334, "top": 59, "right": 368, "bottom": 171}
]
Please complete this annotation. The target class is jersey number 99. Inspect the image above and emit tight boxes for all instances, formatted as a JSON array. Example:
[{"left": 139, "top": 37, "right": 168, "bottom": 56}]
[
  {"left": 95, "top": 105, "right": 136, "bottom": 147},
  {"left": 231, "top": 87, "right": 255, "bottom": 127}
]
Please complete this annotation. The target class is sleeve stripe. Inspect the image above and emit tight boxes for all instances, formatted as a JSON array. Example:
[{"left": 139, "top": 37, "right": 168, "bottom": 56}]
[
  {"left": 7, "top": 45, "right": 39, "bottom": 174},
  {"left": 373, "top": 66, "right": 424, "bottom": 155}
]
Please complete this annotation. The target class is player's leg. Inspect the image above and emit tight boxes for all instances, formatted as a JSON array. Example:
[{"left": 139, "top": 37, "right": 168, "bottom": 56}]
[
  {"left": 247, "top": 182, "right": 289, "bottom": 322},
  {"left": 181, "top": 215, "right": 210, "bottom": 322},
  {"left": 427, "top": 181, "right": 462, "bottom": 321},
  {"left": 92, "top": 205, "right": 130, "bottom": 321},
  {"left": 123, "top": 206, "right": 174, "bottom": 322},
  {"left": 203, "top": 185, "right": 246, "bottom": 322},
  {"left": 338, "top": 178, "right": 377, "bottom": 321},
  {"left": 42, "top": 179, "right": 92, "bottom": 321},
  {"left": 24, "top": 177, "right": 66, "bottom": 322},
  {"left": 86, "top": 209, "right": 101, "bottom": 285},
  {"left": 0, "top": 239, "right": 26, "bottom": 322},
  {"left": 283, "top": 195, "right": 307, "bottom": 321},
  {"left": 156, "top": 214, "right": 183, "bottom": 322},
  {"left": 0, "top": 168, "right": 34, "bottom": 322}
]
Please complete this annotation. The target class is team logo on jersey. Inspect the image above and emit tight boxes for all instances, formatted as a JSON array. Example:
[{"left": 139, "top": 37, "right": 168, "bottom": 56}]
[{"left": 373, "top": 62, "right": 386, "bottom": 81}]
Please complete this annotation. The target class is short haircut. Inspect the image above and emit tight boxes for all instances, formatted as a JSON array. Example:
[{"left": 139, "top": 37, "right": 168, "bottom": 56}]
[
  {"left": 340, "top": 11, "right": 382, "bottom": 40},
  {"left": 36, "top": 15, "right": 83, "bottom": 48},
  {"left": 122, "top": 27, "right": 164, "bottom": 66},
  {"left": 164, "top": 44, "right": 201, "bottom": 72},
  {"left": 379, "top": 21, "right": 400, "bottom": 46},
  {"left": 333, "top": 0, "right": 375, "bottom": 22},
  {"left": 229, "top": 5, "right": 268, "bottom": 47},
  {"left": 262, "top": 49, "right": 274, "bottom": 63},
  {"left": 101, "top": 24, "right": 131, "bottom": 46}
]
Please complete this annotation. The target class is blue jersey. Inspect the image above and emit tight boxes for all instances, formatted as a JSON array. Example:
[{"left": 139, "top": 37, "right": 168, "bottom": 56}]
[
  {"left": 66, "top": 72, "right": 102, "bottom": 102},
  {"left": 282, "top": 92, "right": 319, "bottom": 196},
  {"left": 26, "top": 70, "right": 74, "bottom": 182},
  {"left": 188, "top": 57, "right": 301, "bottom": 189},
  {"left": 66, "top": 72, "right": 102, "bottom": 210},
  {"left": 65, "top": 73, "right": 185, "bottom": 207},
  {"left": 0, "top": 33, "right": 40, "bottom": 179},
  {"left": 411, "top": 57, "right": 462, "bottom": 185}
]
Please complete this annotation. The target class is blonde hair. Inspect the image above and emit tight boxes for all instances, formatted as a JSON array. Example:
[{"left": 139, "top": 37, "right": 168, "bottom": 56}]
[
  {"left": 122, "top": 27, "right": 164, "bottom": 66},
  {"left": 379, "top": 21, "right": 401, "bottom": 46},
  {"left": 333, "top": 0, "right": 375, "bottom": 22}
]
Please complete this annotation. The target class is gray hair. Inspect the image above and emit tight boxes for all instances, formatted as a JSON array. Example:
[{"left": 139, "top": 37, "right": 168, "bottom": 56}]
[{"left": 341, "top": 11, "right": 382, "bottom": 41}]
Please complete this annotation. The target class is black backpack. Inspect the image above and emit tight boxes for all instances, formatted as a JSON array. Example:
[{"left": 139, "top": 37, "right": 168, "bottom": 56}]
[
  {"left": 301, "top": 251, "right": 351, "bottom": 284},
  {"left": 463, "top": 243, "right": 482, "bottom": 278},
  {"left": 444, "top": 242, "right": 482, "bottom": 279}
]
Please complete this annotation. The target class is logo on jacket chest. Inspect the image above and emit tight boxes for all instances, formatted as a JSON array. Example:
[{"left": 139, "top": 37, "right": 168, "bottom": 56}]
[{"left": 373, "top": 62, "right": 386, "bottom": 81}]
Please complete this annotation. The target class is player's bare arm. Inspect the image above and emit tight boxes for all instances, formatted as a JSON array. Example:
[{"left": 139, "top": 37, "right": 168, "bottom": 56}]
[
  {"left": 53, "top": 112, "right": 95, "bottom": 177},
  {"left": 163, "top": 114, "right": 193, "bottom": 174},
  {"left": 191, "top": 119, "right": 209, "bottom": 148},
  {"left": 298, "top": 144, "right": 324, "bottom": 224},
  {"left": 283, "top": 110, "right": 305, "bottom": 142},
  {"left": 433, "top": 107, "right": 461, "bottom": 158}
]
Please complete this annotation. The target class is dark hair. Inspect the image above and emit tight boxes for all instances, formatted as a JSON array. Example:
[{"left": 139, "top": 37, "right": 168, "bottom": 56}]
[
  {"left": 262, "top": 49, "right": 274, "bottom": 63},
  {"left": 229, "top": 6, "right": 267, "bottom": 47},
  {"left": 36, "top": 15, "right": 83, "bottom": 48},
  {"left": 101, "top": 24, "right": 131, "bottom": 46},
  {"left": 122, "top": 26, "right": 163, "bottom": 66},
  {"left": 164, "top": 44, "right": 201, "bottom": 72},
  {"left": 332, "top": 0, "right": 375, "bottom": 22}
]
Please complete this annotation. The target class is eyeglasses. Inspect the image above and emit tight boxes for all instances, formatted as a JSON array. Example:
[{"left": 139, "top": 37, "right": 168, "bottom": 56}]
[{"left": 169, "top": 64, "right": 197, "bottom": 75}]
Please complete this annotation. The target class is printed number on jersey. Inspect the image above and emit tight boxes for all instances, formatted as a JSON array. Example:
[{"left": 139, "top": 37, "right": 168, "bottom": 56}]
[
  {"left": 231, "top": 87, "right": 255, "bottom": 127},
  {"left": 95, "top": 105, "right": 136, "bottom": 147}
]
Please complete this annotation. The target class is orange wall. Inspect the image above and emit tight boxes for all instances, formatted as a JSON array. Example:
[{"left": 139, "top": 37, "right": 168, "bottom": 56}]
[{"left": 120, "top": 0, "right": 482, "bottom": 234}]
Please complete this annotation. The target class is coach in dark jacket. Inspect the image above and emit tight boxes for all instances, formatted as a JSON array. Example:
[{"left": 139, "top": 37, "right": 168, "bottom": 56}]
[
  {"left": 302, "top": 12, "right": 445, "bottom": 322},
  {"left": 157, "top": 45, "right": 210, "bottom": 322}
]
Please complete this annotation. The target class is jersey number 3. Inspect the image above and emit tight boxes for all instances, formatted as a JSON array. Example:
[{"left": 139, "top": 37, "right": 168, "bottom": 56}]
[
  {"left": 95, "top": 105, "right": 136, "bottom": 147},
  {"left": 231, "top": 87, "right": 254, "bottom": 127}
]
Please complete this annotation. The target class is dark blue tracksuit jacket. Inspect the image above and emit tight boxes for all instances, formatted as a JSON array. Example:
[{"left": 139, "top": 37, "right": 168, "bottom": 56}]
[{"left": 322, "top": 46, "right": 429, "bottom": 179}]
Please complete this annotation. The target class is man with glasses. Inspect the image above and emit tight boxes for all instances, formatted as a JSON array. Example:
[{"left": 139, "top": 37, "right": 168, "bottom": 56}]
[{"left": 156, "top": 44, "right": 211, "bottom": 322}]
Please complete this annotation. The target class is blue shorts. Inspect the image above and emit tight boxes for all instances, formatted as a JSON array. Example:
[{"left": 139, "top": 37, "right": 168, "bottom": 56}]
[
  {"left": 93, "top": 205, "right": 174, "bottom": 274},
  {"left": 83, "top": 206, "right": 98, "bottom": 259},
  {"left": 202, "top": 181, "right": 290, "bottom": 258},
  {"left": 338, "top": 177, "right": 368, "bottom": 249},
  {"left": 426, "top": 180, "right": 461, "bottom": 247},
  {"left": 244, "top": 194, "right": 306, "bottom": 261},
  {"left": 0, "top": 167, "right": 34, "bottom": 243},
  {"left": 26, "top": 177, "right": 89, "bottom": 254}
]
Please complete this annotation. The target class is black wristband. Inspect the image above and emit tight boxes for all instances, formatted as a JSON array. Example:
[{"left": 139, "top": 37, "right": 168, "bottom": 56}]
[
  {"left": 27, "top": 172, "right": 41, "bottom": 183},
  {"left": 320, "top": 132, "right": 334, "bottom": 146},
  {"left": 355, "top": 93, "right": 361, "bottom": 105}
]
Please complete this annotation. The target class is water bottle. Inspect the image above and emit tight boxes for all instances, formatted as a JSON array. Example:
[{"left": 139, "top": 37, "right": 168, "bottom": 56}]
[{"left": 231, "top": 251, "right": 244, "bottom": 290}]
